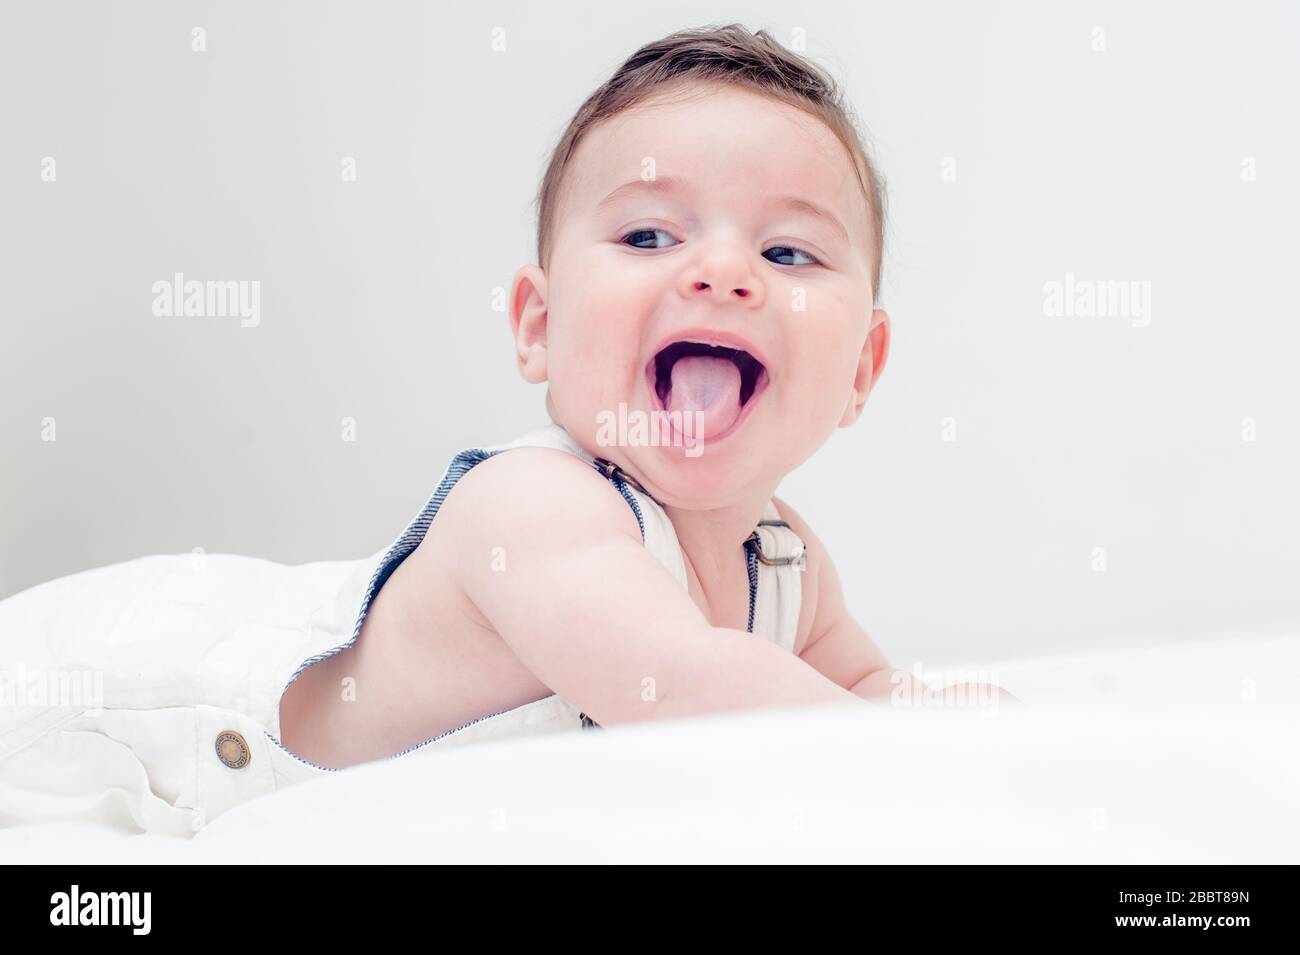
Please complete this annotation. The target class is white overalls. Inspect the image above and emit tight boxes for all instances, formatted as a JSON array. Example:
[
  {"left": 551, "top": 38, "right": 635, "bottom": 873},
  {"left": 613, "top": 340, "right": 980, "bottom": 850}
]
[{"left": 0, "top": 422, "right": 807, "bottom": 837}]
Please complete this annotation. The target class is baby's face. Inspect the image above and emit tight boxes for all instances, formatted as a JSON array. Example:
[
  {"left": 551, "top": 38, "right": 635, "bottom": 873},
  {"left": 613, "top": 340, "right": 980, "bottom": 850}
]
[{"left": 513, "top": 82, "right": 888, "bottom": 507}]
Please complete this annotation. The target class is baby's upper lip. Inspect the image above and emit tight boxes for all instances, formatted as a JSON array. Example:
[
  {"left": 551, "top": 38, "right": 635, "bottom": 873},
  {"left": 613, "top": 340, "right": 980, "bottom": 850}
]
[{"left": 642, "top": 328, "right": 770, "bottom": 376}]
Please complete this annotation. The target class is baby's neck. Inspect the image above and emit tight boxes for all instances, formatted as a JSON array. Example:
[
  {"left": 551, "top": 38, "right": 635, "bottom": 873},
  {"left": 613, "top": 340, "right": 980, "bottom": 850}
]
[{"left": 663, "top": 494, "right": 772, "bottom": 601}]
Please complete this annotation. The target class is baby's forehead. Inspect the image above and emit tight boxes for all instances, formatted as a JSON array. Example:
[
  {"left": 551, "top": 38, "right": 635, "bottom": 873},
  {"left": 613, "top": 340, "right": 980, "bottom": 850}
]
[
  {"left": 581, "top": 89, "right": 855, "bottom": 196},
  {"left": 562, "top": 86, "right": 871, "bottom": 243}
]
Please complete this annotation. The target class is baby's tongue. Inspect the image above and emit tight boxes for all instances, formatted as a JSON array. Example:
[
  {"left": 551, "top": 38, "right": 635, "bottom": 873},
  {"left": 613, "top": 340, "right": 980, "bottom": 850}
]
[{"left": 665, "top": 355, "right": 743, "bottom": 439}]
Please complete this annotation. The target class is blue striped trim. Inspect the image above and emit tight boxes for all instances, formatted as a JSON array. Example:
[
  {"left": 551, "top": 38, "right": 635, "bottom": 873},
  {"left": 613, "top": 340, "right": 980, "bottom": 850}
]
[
  {"left": 269, "top": 443, "right": 651, "bottom": 765},
  {"left": 607, "top": 473, "right": 647, "bottom": 543},
  {"left": 743, "top": 538, "right": 758, "bottom": 634}
]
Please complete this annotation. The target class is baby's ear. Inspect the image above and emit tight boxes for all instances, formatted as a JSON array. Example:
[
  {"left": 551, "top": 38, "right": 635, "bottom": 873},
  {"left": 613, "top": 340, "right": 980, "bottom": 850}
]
[
  {"left": 839, "top": 308, "right": 890, "bottom": 427},
  {"left": 509, "top": 265, "right": 549, "bottom": 384}
]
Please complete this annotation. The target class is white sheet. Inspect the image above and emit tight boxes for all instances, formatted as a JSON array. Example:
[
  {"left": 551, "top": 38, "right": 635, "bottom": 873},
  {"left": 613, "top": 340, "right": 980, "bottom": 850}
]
[{"left": 2, "top": 631, "right": 1296, "bottom": 863}]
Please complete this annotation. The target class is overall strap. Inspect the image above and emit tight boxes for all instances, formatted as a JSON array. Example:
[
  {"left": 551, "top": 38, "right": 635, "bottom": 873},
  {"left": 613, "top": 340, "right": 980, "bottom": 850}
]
[{"left": 743, "top": 501, "right": 807, "bottom": 653}]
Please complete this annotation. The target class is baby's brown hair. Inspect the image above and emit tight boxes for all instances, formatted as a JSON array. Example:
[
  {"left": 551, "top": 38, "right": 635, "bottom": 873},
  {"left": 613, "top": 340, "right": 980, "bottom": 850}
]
[{"left": 534, "top": 22, "right": 888, "bottom": 296}]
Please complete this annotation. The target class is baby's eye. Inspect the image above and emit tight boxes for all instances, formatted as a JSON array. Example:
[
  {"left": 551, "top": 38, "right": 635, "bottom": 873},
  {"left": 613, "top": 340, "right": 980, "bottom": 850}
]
[
  {"left": 620, "top": 228, "right": 679, "bottom": 250},
  {"left": 764, "top": 245, "right": 821, "bottom": 267}
]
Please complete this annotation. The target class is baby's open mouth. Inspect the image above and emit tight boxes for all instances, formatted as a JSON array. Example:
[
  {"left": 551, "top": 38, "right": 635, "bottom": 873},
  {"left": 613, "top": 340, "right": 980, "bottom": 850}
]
[{"left": 645, "top": 341, "right": 770, "bottom": 440}]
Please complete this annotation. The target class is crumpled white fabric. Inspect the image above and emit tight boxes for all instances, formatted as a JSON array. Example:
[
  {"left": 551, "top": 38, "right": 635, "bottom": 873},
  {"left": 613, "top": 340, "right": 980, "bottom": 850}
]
[{"left": 0, "top": 549, "right": 376, "bottom": 836}]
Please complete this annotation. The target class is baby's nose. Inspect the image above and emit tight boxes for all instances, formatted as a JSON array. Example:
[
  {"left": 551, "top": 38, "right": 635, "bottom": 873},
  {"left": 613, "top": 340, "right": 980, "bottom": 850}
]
[
  {"left": 692, "top": 279, "right": 752, "bottom": 298},
  {"left": 678, "top": 251, "right": 766, "bottom": 308}
]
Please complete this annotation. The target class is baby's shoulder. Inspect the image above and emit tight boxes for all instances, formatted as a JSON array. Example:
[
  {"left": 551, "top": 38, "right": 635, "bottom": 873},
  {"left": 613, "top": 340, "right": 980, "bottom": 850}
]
[{"left": 435, "top": 445, "right": 642, "bottom": 549}]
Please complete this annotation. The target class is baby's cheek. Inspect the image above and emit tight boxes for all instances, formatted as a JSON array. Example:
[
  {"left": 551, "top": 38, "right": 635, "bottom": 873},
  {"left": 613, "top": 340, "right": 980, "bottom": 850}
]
[
  {"left": 792, "top": 328, "right": 859, "bottom": 387},
  {"left": 783, "top": 344, "right": 861, "bottom": 431},
  {"left": 550, "top": 345, "right": 626, "bottom": 417}
]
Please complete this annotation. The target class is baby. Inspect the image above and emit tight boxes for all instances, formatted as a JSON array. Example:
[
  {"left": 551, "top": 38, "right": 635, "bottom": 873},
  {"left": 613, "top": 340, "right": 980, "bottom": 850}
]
[
  {"left": 276, "top": 24, "right": 1014, "bottom": 770},
  {"left": 0, "top": 26, "right": 1015, "bottom": 836}
]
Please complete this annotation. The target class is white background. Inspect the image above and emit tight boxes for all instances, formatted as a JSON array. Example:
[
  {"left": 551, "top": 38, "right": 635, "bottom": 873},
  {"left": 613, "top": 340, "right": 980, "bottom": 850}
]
[{"left": 2, "top": 1, "right": 1297, "bottom": 665}]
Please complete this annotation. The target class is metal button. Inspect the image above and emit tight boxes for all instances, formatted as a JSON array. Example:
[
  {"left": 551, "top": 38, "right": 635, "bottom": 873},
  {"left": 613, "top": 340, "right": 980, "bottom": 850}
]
[{"left": 215, "top": 730, "right": 251, "bottom": 769}]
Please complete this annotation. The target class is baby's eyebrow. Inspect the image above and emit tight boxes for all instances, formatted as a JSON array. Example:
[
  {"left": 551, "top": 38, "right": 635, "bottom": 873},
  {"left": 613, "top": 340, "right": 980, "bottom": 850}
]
[
  {"left": 594, "top": 174, "right": 849, "bottom": 245},
  {"left": 773, "top": 195, "right": 849, "bottom": 245},
  {"left": 595, "top": 175, "right": 688, "bottom": 212}
]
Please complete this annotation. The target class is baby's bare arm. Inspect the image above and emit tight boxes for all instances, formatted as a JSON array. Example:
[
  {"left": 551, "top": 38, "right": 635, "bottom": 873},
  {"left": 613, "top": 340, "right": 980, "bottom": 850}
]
[{"left": 441, "top": 448, "right": 864, "bottom": 726}]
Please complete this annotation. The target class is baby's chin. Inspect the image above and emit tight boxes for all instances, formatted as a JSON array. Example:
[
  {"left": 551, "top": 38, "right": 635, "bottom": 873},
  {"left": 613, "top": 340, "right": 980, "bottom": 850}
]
[
  {"left": 633, "top": 452, "right": 778, "bottom": 510},
  {"left": 578, "top": 416, "right": 785, "bottom": 509}
]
